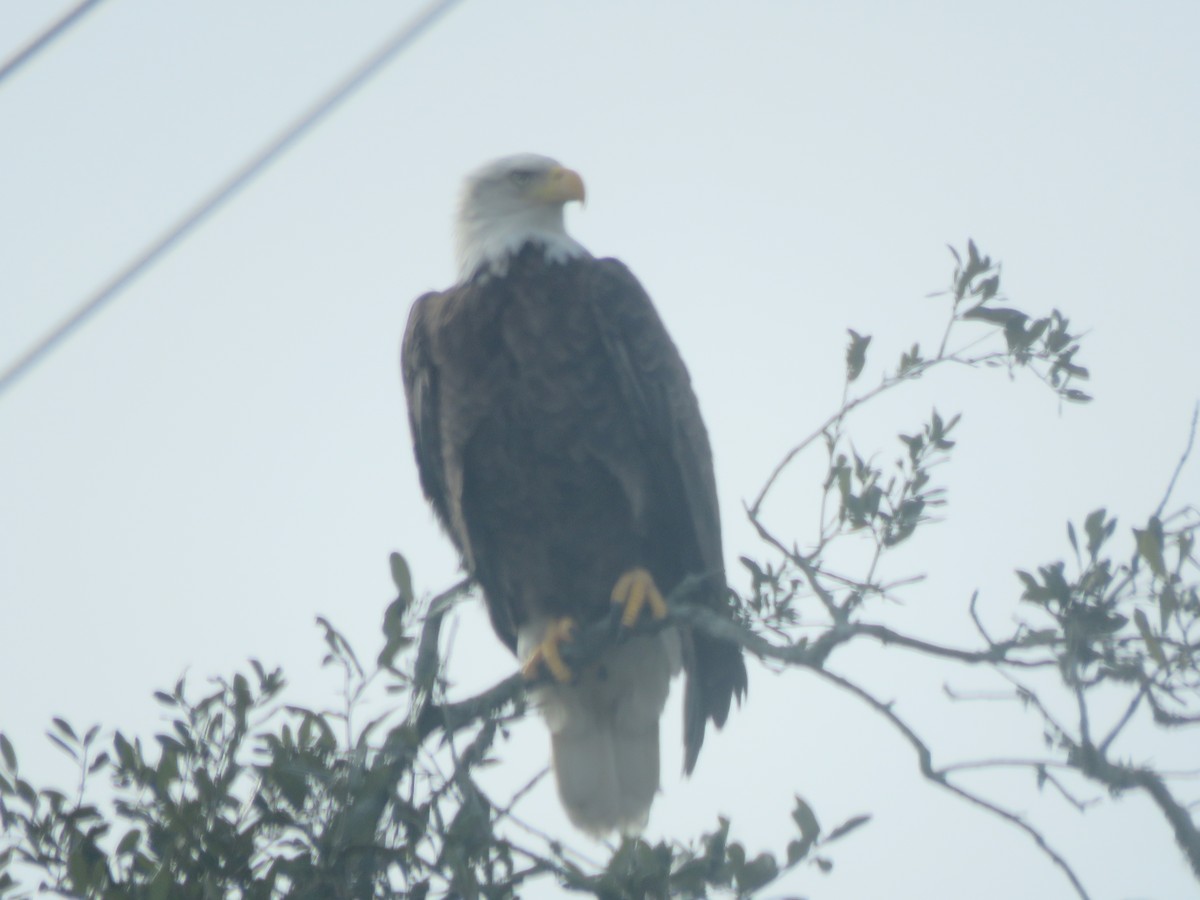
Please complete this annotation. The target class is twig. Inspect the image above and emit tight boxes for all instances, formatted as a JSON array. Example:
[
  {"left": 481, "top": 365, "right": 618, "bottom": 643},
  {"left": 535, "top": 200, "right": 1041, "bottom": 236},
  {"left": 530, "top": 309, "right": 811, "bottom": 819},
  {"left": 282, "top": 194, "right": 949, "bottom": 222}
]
[
  {"left": 1039, "top": 769, "right": 1099, "bottom": 813},
  {"left": 851, "top": 622, "right": 1057, "bottom": 668},
  {"left": 1156, "top": 403, "right": 1200, "bottom": 519},
  {"left": 1000, "top": 673, "right": 1077, "bottom": 744},
  {"left": 1098, "top": 681, "right": 1149, "bottom": 755},
  {"left": 939, "top": 757, "right": 1075, "bottom": 774},
  {"left": 813, "top": 667, "right": 1092, "bottom": 899}
]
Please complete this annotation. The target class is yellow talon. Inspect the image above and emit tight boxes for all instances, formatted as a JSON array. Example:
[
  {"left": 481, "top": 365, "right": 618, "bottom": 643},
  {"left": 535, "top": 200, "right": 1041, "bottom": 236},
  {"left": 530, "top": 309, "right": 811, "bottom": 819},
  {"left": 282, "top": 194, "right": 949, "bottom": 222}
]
[
  {"left": 520, "top": 618, "right": 576, "bottom": 684},
  {"left": 611, "top": 567, "right": 670, "bottom": 628}
]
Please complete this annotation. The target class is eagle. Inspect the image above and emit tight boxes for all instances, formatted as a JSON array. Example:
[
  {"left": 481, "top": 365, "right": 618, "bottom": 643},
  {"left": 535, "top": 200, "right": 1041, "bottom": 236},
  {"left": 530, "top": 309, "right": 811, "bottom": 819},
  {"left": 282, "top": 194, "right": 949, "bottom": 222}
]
[{"left": 401, "top": 154, "right": 747, "bottom": 835}]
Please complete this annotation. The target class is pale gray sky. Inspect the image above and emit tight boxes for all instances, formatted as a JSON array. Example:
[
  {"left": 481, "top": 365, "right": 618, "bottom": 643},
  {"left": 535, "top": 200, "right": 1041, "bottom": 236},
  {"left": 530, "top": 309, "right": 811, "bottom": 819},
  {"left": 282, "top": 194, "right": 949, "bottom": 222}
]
[{"left": 2, "top": 2, "right": 1198, "bottom": 897}]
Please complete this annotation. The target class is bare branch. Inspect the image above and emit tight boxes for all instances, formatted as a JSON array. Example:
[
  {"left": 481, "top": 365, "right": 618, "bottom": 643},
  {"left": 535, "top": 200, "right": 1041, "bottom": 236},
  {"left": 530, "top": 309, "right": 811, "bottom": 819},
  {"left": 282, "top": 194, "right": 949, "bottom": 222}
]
[
  {"left": 812, "top": 667, "right": 1093, "bottom": 900},
  {"left": 1098, "top": 681, "right": 1150, "bottom": 755},
  {"left": 1156, "top": 402, "right": 1199, "bottom": 520},
  {"left": 849, "top": 622, "right": 1058, "bottom": 668}
]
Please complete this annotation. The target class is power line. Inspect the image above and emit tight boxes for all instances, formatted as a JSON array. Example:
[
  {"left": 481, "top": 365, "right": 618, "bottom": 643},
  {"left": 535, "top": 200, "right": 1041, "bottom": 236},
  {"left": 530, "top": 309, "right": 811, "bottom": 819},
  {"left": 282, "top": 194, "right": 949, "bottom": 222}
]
[
  {"left": 0, "top": 0, "right": 466, "bottom": 398},
  {"left": 0, "top": 0, "right": 108, "bottom": 86}
]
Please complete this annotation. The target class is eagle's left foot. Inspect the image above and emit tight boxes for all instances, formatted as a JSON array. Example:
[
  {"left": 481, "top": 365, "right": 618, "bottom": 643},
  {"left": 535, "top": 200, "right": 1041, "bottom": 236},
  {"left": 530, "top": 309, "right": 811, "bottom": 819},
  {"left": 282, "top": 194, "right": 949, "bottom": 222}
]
[
  {"left": 611, "top": 567, "right": 670, "bottom": 628},
  {"left": 520, "top": 617, "right": 576, "bottom": 684}
]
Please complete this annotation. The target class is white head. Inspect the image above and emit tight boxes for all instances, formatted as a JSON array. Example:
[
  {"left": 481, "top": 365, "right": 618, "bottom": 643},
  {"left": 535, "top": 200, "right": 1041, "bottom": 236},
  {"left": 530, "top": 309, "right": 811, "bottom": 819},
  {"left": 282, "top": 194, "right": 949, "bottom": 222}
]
[{"left": 455, "top": 153, "right": 590, "bottom": 280}]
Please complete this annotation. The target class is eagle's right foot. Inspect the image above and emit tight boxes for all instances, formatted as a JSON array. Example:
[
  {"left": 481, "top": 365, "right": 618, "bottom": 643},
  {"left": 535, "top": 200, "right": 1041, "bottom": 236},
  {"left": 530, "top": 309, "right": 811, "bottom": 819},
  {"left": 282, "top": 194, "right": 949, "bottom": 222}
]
[{"left": 520, "top": 617, "right": 576, "bottom": 683}]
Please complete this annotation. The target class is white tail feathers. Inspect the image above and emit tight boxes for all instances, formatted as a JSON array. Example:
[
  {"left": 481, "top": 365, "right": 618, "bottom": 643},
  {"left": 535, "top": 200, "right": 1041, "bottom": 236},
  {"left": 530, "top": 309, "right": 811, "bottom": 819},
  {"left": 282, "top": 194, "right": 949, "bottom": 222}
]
[{"left": 523, "top": 627, "right": 682, "bottom": 836}]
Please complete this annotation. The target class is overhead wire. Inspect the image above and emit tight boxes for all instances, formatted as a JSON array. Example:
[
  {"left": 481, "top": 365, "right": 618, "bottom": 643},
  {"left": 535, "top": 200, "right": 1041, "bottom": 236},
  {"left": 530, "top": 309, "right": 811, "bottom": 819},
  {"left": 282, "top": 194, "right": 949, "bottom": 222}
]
[
  {"left": 0, "top": 0, "right": 108, "bottom": 86},
  {"left": 0, "top": 0, "right": 467, "bottom": 398}
]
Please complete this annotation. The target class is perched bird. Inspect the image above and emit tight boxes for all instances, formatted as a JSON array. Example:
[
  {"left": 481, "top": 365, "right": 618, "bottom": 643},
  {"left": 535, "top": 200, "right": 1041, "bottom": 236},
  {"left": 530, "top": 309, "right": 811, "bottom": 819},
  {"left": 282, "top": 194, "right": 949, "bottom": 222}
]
[{"left": 401, "top": 154, "right": 747, "bottom": 835}]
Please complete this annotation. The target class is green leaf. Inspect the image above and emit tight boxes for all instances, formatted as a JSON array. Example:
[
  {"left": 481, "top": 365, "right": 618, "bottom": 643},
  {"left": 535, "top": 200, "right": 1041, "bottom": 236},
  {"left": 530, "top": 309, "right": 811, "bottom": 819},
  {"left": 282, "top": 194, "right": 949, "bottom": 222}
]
[
  {"left": 1159, "top": 582, "right": 1178, "bottom": 630},
  {"left": 1180, "top": 532, "right": 1195, "bottom": 570},
  {"left": 51, "top": 717, "right": 76, "bottom": 742},
  {"left": 736, "top": 853, "right": 779, "bottom": 892},
  {"left": 0, "top": 734, "right": 16, "bottom": 772},
  {"left": 390, "top": 551, "right": 415, "bottom": 607},
  {"left": 1082, "top": 509, "right": 1111, "bottom": 559},
  {"left": 791, "top": 795, "right": 820, "bottom": 841},
  {"left": 116, "top": 828, "right": 141, "bottom": 856},
  {"left": 113, "top": 732, "right": 135, "bottom": 770},
  {"left": 15, "top": 778, "right": 35, "bottom": 805},
  {"left": 824, "top": 814, "right": 871, "bottom": 844},
  {"left": 378, "top": 595, "right": 415, "bottom": 670},
  {"left": 233, "top": 673, "right": 252, "bottom": 710},
  {"left": 962, "top": 306, "right": 1026, "bottom": 328},
  {"left": 898, "top": 342, "right": 924, "bottom": 375},
  {"left": 66, "top": 848, "right": 91, "bottom": 891},
  {"left": 1134, "top": 609, "right": 1168, "bottom": 667},
  {"left": 786, "top": 838, "right": 807, "bottom": 865},
  {"left": 148, "top": 861, "right": 173, "bottom": 900},
  {"left": 1134, "top": 516, "right": 1167, "bottom": 578},
  {"left": 845, "top": 329, "right": 871, "bottom": 382},
  {"left": 973, "top": 274, "right": 1000, "bottom": 301},
  {"left": 704, "top": 815, "right": 731, "bottom": 867},
  {"left": 47, "top": 732, "right": 77, "bottom": 761},
  {"left": 155, "top": 748, "right": 179, "bottom": 793},
  {"left": 271, "top": 767, "right": 308, "bottom": 810},
  {"left": 1016, "top": 570, "right": 1051, "bottom": 604},
  {"left": 1025, "top": 317, "right": 1049, "bottom": 345}
]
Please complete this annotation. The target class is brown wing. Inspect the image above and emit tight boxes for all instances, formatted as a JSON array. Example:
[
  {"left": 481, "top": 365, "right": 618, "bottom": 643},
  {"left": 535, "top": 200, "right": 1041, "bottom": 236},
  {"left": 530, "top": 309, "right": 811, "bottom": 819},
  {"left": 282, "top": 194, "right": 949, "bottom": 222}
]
[
  {"left": 400, "top": 286, "right": 521, "bottom": 650},
  {"left": 582, "top": 258, "right": 748, "bottom": 773},
  {"left": 401, "top": 292, "right": 454, "bottom": 540}
]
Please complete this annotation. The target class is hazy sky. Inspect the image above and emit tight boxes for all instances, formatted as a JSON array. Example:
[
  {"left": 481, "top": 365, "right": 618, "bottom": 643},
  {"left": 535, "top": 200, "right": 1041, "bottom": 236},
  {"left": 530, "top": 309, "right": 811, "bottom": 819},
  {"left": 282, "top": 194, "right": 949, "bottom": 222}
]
[{"left": 2, "top": 2, "right": 1198, "bottom": 897}]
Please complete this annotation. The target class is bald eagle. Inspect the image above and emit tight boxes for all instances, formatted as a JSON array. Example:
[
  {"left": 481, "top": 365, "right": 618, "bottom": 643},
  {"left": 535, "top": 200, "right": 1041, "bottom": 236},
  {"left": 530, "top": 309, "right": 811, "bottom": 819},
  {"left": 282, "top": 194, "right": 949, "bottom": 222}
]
[{"left": 401, "top": 154, "right": 747, "bottom": 835}]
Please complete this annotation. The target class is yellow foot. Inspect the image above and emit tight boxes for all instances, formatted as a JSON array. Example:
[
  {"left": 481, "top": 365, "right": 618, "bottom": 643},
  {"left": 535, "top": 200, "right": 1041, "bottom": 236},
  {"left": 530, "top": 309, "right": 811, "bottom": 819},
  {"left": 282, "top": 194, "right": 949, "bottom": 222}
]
[
  {"left": 611, "top": 567, "right": 670, "bottom": 628},
  {"left": 520, "top": 618, "right": 576, "bottom": 684}
]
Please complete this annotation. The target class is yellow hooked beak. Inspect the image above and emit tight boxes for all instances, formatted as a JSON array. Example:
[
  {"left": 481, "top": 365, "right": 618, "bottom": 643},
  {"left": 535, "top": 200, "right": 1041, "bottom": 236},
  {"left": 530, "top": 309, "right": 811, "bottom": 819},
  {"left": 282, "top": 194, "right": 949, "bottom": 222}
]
[{"left": 534, "top": 166, "right": 586, "bottom": 206}]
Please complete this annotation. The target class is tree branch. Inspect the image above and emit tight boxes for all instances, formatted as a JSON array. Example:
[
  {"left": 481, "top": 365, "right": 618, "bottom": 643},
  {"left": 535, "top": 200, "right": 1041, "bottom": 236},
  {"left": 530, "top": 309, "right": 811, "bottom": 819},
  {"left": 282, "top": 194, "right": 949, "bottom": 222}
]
[
  {"left": 812, "top": 667, "right": 1093, "bottom": 900},
  {"left": 1071, "top": 744, "right": 1200, "bottom": 879}
]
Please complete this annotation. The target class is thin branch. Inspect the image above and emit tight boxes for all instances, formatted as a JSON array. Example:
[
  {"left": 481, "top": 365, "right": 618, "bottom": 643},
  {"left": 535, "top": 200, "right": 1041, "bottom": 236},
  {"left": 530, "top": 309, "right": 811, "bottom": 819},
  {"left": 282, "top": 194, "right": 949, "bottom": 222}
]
[
  {"left": 1156, "top": 403, "right": 1200, "bottom": 519},
  {"left": 1098, "top": 681, "right": 1149, "bottom": 755},
  {"left": 850, "top": 622, "right": 1058, "bottom": 668},
  {"left": 968, "top": 590, "right": 996, "bottom": 646},
  {"left": 813, "top": 667, "right": 1092, "bottom": 900},
  {"left": 1074, "top": 684, "right": 1092, "bottom": 747},
  {"left": 1042, "top": 770, "right": 1100, "bottom": 813},
  {"left": 935, "top": 293, "right": 958, "bottom": 359},
  {"left": 939, "top": 758, "right": 1077, "bottom": 774},
  {"left": 935, "top": 758, "right": 1100, "bottom": 812},
  {"left": 792, "top": 549, "right": 848, "bottom": 624},
  {"left": 1000, "top": 673, "right": 1078, "bottom": 745},
  {"left": 1147, "top": 690, "right": 1200, "bottom": 728}
]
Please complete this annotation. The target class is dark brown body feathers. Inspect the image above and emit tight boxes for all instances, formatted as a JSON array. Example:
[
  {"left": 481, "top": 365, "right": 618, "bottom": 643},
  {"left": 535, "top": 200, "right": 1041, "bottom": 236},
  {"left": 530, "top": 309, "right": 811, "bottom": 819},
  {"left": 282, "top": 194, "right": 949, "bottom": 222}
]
[{"left": 402, "top": 244, "right": 746, "bottom": 771}]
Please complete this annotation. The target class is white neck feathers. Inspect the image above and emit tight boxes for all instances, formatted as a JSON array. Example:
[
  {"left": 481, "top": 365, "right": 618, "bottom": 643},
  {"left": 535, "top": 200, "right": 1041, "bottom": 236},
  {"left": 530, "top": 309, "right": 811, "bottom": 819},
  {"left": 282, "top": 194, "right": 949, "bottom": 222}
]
[{"left": 455, "top": 202, "right": 589, "bottom": 281}]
